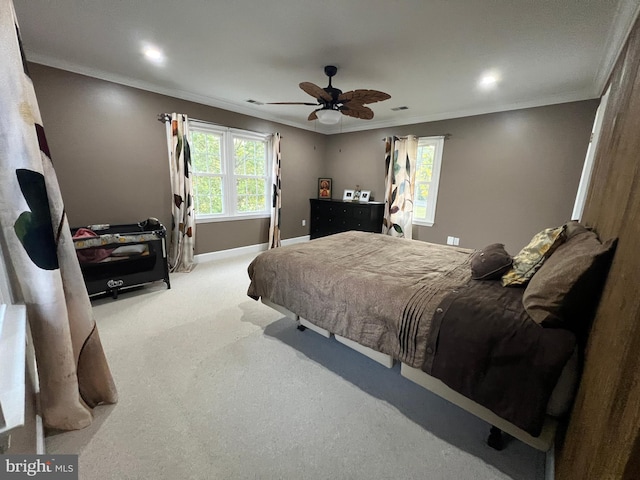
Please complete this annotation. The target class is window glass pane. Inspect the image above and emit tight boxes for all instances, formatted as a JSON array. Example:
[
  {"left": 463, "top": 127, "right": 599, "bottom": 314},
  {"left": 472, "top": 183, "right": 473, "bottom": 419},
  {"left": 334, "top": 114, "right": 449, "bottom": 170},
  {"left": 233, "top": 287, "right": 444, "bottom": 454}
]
[
  {"left": 234, "top": 138, "right": 266, "bottom": 175},
  {"left": 416, "top": 145, "right": 434, "bottom": 182},
  {"left": 191, "top": 131, "right": 222, "bottom": 174},
  {"left": 205, "top": 134, "right": 222, "bottom": 173},
  {"left": 414, "top": 182, "right": 429, "bottom": 220},
  {"left": 194, "top": 175, "right": 223, "bottom": 214},
  {"left": 236, "top": 179, "right": 266, "bottom": 212},
  {"left": 416, "top": 182, "right": 430, "bottom": 202}
]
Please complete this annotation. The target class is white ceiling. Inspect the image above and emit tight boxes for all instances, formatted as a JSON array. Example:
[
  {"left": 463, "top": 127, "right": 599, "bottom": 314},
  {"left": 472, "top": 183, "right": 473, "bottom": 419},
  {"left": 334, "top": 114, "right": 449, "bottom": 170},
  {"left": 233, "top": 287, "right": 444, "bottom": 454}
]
[{"left": 13, "top": 0, "right": 640, "bottom": 134}]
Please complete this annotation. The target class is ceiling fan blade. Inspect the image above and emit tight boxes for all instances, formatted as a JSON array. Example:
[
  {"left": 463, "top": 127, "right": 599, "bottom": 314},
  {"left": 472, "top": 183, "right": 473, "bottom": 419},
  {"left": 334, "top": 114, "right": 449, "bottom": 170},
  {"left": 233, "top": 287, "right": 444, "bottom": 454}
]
[
  {"left": 338, "top": 89, "right": 391, "bottom": 105},
  {"left": 267, "top": 102, "right": 320, "bottom": 106},
  {"left": 300, "top": 82, "right": 332, "bottom": 102},
  {"left": 308, "top": 109, "right": 320, "bottom": 121},
  {"left": 339, "top": 103, "right": 374, "bottom": 120}
]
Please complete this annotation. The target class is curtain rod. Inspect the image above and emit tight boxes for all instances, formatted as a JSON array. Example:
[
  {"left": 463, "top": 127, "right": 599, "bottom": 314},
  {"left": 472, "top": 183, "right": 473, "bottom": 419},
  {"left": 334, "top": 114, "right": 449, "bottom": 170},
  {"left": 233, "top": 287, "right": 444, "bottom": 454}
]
[
  {"left": 382, "top": 133, "right": 451, "bottom": 141},
  {"left": 157, "top": 113, "right": 280, "bottom": 138},
  {"left": 157, "top": 113, "right": 223, "bottom": 128}
]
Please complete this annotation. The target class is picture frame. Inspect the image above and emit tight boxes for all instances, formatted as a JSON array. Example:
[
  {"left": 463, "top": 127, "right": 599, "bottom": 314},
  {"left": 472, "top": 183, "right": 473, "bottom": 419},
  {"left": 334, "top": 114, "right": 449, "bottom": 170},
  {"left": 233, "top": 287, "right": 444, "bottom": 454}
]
[
  {"left": 318, "top": 177, "right": 332, "bottom": 199},
  {"left": 359, "top": 190, "right": 371, "bottom": 203},
  {"left": 343, "top": 189, "right": 355, "bottom": 201}
]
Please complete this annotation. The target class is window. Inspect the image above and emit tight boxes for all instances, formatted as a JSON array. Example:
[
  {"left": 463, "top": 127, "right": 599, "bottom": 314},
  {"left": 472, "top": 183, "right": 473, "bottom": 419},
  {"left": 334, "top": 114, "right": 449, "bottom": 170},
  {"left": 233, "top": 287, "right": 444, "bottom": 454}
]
[
  {"left": 412, "top": 136, "right": 445, "bottom": 226},
  {"left": 189, "top": 122, "right": 272, "bottom": 222},
  {"left": 571, "top": 85, "right": 610, "bottom": 221}
]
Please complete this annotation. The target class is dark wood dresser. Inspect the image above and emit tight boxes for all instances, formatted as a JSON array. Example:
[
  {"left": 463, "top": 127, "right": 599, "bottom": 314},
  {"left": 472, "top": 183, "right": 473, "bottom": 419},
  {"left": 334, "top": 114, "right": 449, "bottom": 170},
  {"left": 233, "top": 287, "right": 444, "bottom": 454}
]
[{"left": 309, "top": 198, "right": 385, "bottom": 239}]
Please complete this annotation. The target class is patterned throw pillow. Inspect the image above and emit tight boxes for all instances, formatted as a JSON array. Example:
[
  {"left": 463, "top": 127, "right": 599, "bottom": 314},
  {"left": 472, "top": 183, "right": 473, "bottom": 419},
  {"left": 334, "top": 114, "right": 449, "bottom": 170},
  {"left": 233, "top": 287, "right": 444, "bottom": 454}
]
[{"left": 501, "top": 225, "right": 566, "bottom": 287}]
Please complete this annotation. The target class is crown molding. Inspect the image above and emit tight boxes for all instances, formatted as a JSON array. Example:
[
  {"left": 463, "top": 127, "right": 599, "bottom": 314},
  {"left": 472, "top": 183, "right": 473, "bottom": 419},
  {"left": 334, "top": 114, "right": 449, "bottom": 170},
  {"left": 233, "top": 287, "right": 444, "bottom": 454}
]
[
  {"left": 25, "top": 51, "right": 332, "bottom": 134},
  {"left": 321, "top": 89, "right": 598, "bottom": 134},
  {"left": 26, "top": 50, "right": 603, "bottom": 137}
]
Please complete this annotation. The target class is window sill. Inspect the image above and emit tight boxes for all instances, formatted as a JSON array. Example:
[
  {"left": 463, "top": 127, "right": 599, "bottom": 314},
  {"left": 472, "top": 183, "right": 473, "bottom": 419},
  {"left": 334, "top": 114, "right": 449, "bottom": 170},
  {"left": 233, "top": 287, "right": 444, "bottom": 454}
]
[
  {"left": 196, "top": 213, "right": 270, "bottom": 224},
  {"left": 412, "top": 220, "right": 434, "bottom": 227}
]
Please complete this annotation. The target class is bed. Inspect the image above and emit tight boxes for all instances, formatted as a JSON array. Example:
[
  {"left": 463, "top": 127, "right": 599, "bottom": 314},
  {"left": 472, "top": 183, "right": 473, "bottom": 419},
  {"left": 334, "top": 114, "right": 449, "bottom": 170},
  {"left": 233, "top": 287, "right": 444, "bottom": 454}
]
[
  {"left": 72, "top": 219, "right": 171, "bottom": 299},
  {"left": 247, "top": 222, "right": 615, "bottom": 451}
]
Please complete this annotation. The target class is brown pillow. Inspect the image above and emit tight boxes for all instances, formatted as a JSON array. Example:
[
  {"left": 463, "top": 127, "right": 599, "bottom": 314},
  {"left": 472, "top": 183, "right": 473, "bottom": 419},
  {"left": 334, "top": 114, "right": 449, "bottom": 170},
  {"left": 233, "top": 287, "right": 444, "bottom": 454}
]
[
  {"left": 564, "top": 220, "right": 593, "bottom": 240},
  {"left": 523, "top": 228, "right": 616, "bottom": 327},
  {"left": 471, "top": 243, "right": 512, "bottom": 280}
]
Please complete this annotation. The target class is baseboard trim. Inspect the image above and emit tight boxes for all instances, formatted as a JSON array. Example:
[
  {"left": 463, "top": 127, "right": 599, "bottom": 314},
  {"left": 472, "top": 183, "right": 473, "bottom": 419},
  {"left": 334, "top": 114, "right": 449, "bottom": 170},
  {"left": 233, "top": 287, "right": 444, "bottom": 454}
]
[
  {"left": 282, "top": 235, "right": 311, "bottom": 246},
  {"left": 195, "top": 235, "right": 310, "bottom": 263}
]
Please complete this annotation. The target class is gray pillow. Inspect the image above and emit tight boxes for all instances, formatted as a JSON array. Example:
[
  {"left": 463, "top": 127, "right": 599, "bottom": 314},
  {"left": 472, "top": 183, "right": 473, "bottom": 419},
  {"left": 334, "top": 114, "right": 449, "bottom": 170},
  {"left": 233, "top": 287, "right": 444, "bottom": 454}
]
[
  {"left": 471, "top": 243, "right": 512, "bottom": 280},
  {"left": 523, "top": 227, "right": 616, "bottom": 327}
]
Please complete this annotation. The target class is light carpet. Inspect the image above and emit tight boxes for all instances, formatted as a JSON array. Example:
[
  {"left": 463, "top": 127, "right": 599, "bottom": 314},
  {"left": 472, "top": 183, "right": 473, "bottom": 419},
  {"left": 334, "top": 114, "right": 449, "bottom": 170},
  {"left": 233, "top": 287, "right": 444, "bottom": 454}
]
[{"left": 45, "top": 253, "right": 546, "bottom": 480}]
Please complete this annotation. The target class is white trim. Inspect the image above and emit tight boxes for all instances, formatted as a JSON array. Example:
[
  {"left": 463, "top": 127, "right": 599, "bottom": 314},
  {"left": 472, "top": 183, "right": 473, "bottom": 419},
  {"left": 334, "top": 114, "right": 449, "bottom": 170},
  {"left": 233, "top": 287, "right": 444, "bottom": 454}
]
[
  {"left": 334, "top": 334, "right": 394, "bottom": 368},
  {"left": 571, "top": 85, "right": 610, "bottom": 221},
  {"left": 195, "top": 243, "right": 267, "bottom": 263},
  {"left": 25, "top": 54, "right": 598, "bottom": 136},
  {"left": 0, "top": 305, "right": 27, "bottom": 437},
  {"left": 320, "top": 90, "right": 597, "bottom": 134},
  {"left": 194, "top": 235, "right": 310, "bottom": 263},
  {"left": 196, "top": 213, "right": 270, "bottom": 224},
  {"left": 189, "top": 121, "right": 272, "bottom": 220},
  {"left": 413, "top": 136, "right": 445, "bottom": 227},
  {"left": 260, "top": 298, "right": 298, "bottom": 321},
  {"left": 300, "top": 318, "right": 331, "bottom": 338},
  {"left": 281, "top": 235, "right": 311, "bottom": 246},
  {"left": 258, "top": 297, "right": 557, "bottom": 453},
  {"left": 25, "top": 53, "right": 324, "bottom": 133},
  {"left": 400, "top": 363, "right": 557, "bottom": 452},
  {"left": 545, "top": 443, "right": 555, "bottom": 480}
]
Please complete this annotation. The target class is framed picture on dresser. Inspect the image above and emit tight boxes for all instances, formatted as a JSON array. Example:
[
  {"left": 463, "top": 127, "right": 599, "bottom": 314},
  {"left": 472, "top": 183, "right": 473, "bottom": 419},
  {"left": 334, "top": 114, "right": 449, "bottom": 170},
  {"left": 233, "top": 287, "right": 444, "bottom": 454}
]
[
  {"left": 359, "top": 190, "right": 371, "bottom": 203},
  {"left": 318, "top": 178, "right": 332, "bottom": 199},
  {"left": 343, "top": 189, "right": 355, "bottom": 201}
]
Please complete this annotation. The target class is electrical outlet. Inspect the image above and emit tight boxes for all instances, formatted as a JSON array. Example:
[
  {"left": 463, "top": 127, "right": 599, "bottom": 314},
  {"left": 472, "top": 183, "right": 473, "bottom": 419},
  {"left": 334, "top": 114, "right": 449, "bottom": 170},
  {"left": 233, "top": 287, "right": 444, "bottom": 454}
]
[
  {"left": 454, "top": 237, "right": 460, "bottom": 246},
  {"left": 302, "top": 219, "right": 306, "bottom": 227},
  {"left": 446, "top": 236, "right": 454, "bottom": 245}
]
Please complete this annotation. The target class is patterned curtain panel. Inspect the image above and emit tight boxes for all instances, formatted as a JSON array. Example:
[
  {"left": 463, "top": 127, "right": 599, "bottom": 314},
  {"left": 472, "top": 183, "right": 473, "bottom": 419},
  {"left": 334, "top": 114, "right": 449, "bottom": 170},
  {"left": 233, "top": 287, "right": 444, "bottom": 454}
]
[
  {"left": 268, "top": 133, "right": 282, "bottom": 249},
  {"left": 167, "top": 113, "right": 196, "bottom": 272},
  {"left": 382, "top": 135, "right": 418, "bottom": 239},
  {"left": 0, "top": 0, "right": 117, "bottom": 431}
]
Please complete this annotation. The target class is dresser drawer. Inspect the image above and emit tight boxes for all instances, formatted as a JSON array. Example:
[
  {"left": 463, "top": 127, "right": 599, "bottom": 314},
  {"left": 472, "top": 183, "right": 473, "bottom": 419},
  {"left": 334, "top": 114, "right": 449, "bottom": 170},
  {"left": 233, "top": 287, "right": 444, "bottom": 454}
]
[{"left": 309, "top": 198, "right": 384, "bottom": 239}]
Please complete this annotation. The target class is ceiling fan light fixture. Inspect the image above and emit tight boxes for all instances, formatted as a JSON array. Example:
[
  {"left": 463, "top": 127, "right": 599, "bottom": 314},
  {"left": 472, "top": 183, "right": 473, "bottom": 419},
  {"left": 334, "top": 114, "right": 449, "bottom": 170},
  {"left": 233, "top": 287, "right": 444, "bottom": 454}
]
[{"left": 316, "top": 109, "right": 342, "bottom": 125}]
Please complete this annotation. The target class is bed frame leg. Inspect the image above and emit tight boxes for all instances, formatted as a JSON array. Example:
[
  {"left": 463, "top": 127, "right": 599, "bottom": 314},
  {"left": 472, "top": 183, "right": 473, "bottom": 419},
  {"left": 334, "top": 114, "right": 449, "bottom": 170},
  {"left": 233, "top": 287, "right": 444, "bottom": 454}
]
[
  {"left": 487, "top": 426, "right": 504, "bottom": 450},
  {"left": 296, "top": 324, "right": 306, "bottom": 331}
]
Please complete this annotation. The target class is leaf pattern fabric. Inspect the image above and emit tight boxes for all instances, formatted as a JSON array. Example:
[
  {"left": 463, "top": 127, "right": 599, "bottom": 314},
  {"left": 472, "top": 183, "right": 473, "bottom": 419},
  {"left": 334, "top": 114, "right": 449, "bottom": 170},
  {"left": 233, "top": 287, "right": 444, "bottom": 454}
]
[
  {"left": 167, "top": 113, "right": 196, "bottom": 272},
  {"left": 268, "top": 133, "right": 281, "bottom": 249},
  {"left": 382, "top": 136, "right": 418, "bottom": 239},
  {"left": 0, "top": 0, "right": 117, "bottom": 431}
]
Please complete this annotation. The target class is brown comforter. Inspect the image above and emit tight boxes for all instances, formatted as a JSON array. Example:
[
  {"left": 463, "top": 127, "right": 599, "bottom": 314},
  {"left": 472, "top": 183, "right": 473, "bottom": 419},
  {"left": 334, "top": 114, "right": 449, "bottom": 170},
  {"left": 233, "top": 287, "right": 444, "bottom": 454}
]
[
  {"left": 247, "top": 231, "right": 576, "bottom": 436},
  {"left": 248, "top": 231, "right": 472, "bottom": 367},
  {"left": 427, "top": 280, "right": 576, "bottom": 436}
]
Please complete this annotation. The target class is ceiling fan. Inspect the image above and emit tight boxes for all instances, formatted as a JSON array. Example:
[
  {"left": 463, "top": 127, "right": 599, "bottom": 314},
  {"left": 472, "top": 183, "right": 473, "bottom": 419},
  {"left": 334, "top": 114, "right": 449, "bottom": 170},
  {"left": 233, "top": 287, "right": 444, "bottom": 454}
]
[{"left": 269, "top": 65, "right": 391, "bottom": 125}]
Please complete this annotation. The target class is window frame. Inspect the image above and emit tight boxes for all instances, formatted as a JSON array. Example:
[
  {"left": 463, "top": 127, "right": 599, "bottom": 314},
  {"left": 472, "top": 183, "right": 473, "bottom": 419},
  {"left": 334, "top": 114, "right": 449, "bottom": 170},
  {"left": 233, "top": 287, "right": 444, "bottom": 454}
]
[
  {"left": 412, "top": 135, "right": 445, "bottom": 227},
  {"left": 189, "top": 122, "right": 272, "bottom": 223}
]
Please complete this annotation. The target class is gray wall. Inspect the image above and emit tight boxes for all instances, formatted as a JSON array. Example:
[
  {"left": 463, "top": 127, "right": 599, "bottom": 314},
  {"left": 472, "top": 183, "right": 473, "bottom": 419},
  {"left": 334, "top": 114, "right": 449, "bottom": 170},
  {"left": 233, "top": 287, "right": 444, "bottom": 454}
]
[
  {"left": 326, "top": 101, "right": 598, "bottom": 253},
  {"left": 29, "top": 63, "right": 325, "bottom": 254},
  {"left": 30, "top": 63, "right": 597, "bottom": 255}
]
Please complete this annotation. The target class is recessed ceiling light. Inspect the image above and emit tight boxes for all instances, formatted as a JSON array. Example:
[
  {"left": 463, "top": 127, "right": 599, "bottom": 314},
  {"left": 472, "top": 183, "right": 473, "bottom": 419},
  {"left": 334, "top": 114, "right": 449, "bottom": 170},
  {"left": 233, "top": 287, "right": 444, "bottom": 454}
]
[
  {"left": 478, "top": 72, "right": 500, "bottom": 90},
  {"left": 143, "top": 45, "right": 165, "bottom": 65}
]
